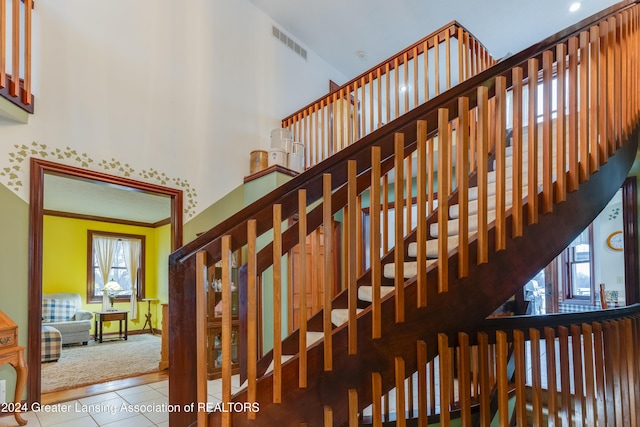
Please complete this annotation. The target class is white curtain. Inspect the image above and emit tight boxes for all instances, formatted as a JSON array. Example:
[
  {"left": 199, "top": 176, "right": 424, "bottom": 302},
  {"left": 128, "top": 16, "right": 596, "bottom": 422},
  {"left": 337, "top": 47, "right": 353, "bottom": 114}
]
[
  {"left": 124, "top": 239, "right": 141, "bottom": 320},
  {"left": 94, "top": 236, "right": 119, "bottom": 311}
]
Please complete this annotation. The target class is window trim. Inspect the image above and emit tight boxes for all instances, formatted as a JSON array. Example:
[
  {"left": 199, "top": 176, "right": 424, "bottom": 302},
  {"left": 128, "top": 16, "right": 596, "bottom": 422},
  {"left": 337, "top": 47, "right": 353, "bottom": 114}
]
[
  {"left": 562, "top": 224, "right": 595, "bottom": 304},
  {"left": 86, "top": 230, "right": 146, "bottom": 304}
]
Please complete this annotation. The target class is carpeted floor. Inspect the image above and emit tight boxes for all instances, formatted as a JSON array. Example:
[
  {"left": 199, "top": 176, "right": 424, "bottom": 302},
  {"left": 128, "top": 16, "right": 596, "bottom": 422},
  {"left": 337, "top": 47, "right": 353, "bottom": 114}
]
[{"left": 41, "top": 333, "right": 161, "bottom": 393}]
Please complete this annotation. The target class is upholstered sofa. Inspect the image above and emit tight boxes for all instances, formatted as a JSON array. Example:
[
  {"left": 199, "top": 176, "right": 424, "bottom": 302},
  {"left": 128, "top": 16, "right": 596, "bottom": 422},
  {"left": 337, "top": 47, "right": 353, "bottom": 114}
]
[{"left": 42, "top": 293, "right": 94, "bottom": 345}]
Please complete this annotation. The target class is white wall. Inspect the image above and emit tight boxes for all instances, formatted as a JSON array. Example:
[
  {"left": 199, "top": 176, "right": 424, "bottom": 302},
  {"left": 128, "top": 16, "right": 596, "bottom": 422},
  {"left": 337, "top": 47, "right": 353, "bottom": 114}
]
[
  {"left": 0, "top": 0, "right": 346, "bottom": 219},
  {"left": 594, "top": 190, "right": 626, "bottom": 305}
]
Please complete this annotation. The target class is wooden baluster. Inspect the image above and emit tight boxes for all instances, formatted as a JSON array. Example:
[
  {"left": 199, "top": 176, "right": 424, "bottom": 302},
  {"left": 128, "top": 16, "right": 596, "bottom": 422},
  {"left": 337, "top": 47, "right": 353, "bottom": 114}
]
[
  {"left": 423, "top": 40, "right": 429, "bottom": 102},
  {"left": 347, "top": 160, "right": 358, "bottom": 354},
  {"left": 372, "top": 372, "right": 382, "bottom": 427},
  {"left": 298, "top": 190, "right": 308, "bottom": 388},
  {"left": 570, "top": 324, "right": 585, "bottom": 426},
  {"left": 542, "top": 51, "right": 554, "bottom": 214},
  {"left": 589, "top": 26, "right": 600, "bottom": 174},
  {"left": 544, "top": 327, "right": 559, "bottom": 427},
  {"left": 383, "top": 175, "right": 390, "bottom": 252},
  {"left": 377, "top": 70, "right": 382, "bottom": 130},
  {"left": 195, "top": 251, "right": 208, "bottom": 427},
  {"left": 616, "top": 320, "right": 631, "bottom": 424},
  {"left": 350, "top": 83, "right": 357, "bottom": 147},
  {"left": 477, "top": 333, "right": 490, "bottom": 427},
  {"left": 463, "top": 32, "right": 471, "bottom": 80},
  {"left": 495, "top": 76, "right": 507, "bottom": 250},
  {"left": 272, "top": 205, "right": 283, "bottom": 402},
  {"left": 624, "top": 318, "right": 638, "bottom": 427},
  {"left": 368, "top": 73, "right": 374, "bottom": 135},
  {"left": 457, "top": 98, "right": 469, "bottom": 278},
  {"left": 427, "top": 137, "right": 435, "bottom": 214},
  {"left": 417, "top": 120, "right": 428, "bottom": 307},
  {"left": 386, "top": 62, "right": 391, "bottom": 125},
  {"left": 324, "top": 406, "right": 333, "bottom": 427},
  {"left": 11, "top": 0, "right": 19, "bottom": 97},
  {"left": 406, "top": 155, "right": 412, "bottom": 236},
  {"left": 321, "top": 100, "right": 327, "bottom": 159},
  {"left": 437, "top": 108, "right": 450, "bottom": 291},
  {"left": 530, "top": 328, "right": 543, "bottom": 426},
  {"left": 592, "top": 322, "right": 607, "bottom": 425},
  {"left": 477, "top": 86, "right": 489, "bottom": 264},
  {"left": 394, "top": 135, "right": 405, "bottom": 321},
  {"left": 445, "top": 29, "right": 451, "bottom": 90},
  {"left": 469, "top": 105, "right": 477, "bottom": 173},
  {"left": 568, "top": 36, "right": 580, "bottom": 192},
  {"left": 599, "top": 21, "right": 609, "bottom": 164},
  {"left": 558, "top": 326, "right": 572, "bottom": 424},
  {"left": 323, "top": 174, "right": 333, "bottom": 371},
  {"left": 403, "top": 52, "right": 409, "bottom": 114},
  {"left": 357, "top": 195, "right": 363, "bottom": 274},
  {"left": 527, "top": 58, "right": 539, "bottom": 224},
  {"left": 511, "top": 67, "right": 524, "bottom": 237},
  {"left": 246, "top": 220, "right": 257, "bottom": 419},
  {"left": 458, "top": 333, "right": 472, "bottom": 427},
  {"left": 556, "top": 44, "right": 567, "bottom": 204},
  {"left": 579, "top": 31, "right": 590, "bottom": 183},
  {"left": 349, "top": 389, "right": 359, "bottom": 427},
  {"left": 621, "top": 11, "right": 629, "bottom": 139},
  {"left": 606, "top": 320, "right": 623, "bottom": 426},
  {"left": 607, "top": 18, "right": 616, "bottom": 153},
  {"left": 417, "top": 341, "right": 428, "bottom": 427},
  {"left": 395, "top": 357, "right": 407, "bottom": 427},
  {"left": 582, "top": 323, "right": 596, "bottom": 426},
  {"left": 457, "top": 27, "right": 464, "bottom": 85},
  {"left": 413, "top": 46, "right": 419, "bottom": 108},
  {"left": 221, "top": 236, "right": 234, "bottom": 426},
  {"left": 371, "top": 147, "right": 382, "bottom": 338},
  {"left": 495, "top": 331, "right": 509, "bottom": 427},
  {"left": 394, "top": 57, "right": 400, "bottom": 120},
  {"left": 361, "top": 76, "right": 367, "bottom": 139},
  {"left": 434, "top": 34, "right": 440, "bottom": 96},
  {"left": 513, "top": 330, "right": 526, "bottom": 426},
  {"left": 614, "top": 15, "right": 623, "bottom": 147},
  {"left": 438, "top": 334, "right": 451, "bottom": 427}
]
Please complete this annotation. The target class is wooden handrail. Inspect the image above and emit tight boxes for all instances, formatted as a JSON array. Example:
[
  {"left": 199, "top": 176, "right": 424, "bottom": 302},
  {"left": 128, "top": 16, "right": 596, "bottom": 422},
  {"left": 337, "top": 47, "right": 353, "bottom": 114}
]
[
  {"left": 169, "top": 1, "right": 640, "bottom": 426},
  {"left": 0, "top": 0, "right": 34, "bottom": 112}
]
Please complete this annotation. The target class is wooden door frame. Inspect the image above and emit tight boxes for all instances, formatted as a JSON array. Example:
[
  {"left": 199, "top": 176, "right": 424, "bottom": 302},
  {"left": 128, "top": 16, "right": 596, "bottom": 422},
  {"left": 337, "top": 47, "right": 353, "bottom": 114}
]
[{"left": 28, "top": 158, "right": 183, "bottom": 404}]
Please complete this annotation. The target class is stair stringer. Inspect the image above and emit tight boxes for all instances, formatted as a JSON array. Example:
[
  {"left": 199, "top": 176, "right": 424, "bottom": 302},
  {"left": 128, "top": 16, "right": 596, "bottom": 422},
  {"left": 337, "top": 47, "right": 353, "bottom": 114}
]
[{"left": 212, "top": 133, "right": 639, "bottom": 427}]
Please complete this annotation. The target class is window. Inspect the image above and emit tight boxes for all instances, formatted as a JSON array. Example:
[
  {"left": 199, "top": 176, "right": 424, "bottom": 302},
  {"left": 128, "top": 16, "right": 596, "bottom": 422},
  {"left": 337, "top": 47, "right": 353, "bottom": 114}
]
[
  {"left": 562, "top": 225, "right": 595, "bottom": 301},
  {"left": 87, "top": 231, "right": 145, "bottom": 303}
]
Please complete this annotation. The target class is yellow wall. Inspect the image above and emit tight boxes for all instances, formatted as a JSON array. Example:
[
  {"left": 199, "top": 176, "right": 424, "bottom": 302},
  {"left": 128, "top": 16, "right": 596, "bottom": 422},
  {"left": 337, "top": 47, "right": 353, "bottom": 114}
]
[{"left": 42, "top": 215, "right": 169, "bottom": 333}]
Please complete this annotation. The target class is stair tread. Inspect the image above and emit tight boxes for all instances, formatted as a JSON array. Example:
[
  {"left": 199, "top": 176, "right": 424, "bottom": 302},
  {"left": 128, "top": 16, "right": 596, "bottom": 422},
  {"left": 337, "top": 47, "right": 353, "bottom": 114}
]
[
  {"left": 383, "top": 259, "right": 437, "bottom": 279},
  {"left": 407, "top": 236, "right": 460, "bottom": 258},
  {"left": 331, "top": 308, "right": 364, "bottom": 327},
  {"left": 357, "top": 285, "right": 395, "bottom": 302}
]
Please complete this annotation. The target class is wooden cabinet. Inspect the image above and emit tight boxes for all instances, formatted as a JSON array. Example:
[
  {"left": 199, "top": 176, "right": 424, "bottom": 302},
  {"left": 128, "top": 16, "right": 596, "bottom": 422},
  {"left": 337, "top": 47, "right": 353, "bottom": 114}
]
[
  {"left": 207, "top": 265, "right": 239, "bottom": 379},
  {"left": 0, "top": 311, "right": 27, "bottom": 426}
]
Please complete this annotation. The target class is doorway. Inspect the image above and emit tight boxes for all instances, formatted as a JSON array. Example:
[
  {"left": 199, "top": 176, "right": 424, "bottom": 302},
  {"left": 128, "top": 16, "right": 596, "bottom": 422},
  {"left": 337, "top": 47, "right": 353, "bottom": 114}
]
[{"left": 28, "top": 158, "right": 183, "bottom": 404}]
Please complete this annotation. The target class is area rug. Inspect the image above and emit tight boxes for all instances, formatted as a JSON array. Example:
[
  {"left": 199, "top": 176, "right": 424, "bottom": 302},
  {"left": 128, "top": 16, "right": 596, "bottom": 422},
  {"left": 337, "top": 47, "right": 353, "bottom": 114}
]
[{"left": 41, "top": 334, "right": 161, "bottom": 393}]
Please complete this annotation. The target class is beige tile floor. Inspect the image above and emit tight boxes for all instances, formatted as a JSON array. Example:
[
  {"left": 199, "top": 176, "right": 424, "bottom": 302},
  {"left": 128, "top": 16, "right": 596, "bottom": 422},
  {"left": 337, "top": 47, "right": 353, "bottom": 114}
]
[{"left": 0, "top": 376, "right": 242, "bottom": 427}]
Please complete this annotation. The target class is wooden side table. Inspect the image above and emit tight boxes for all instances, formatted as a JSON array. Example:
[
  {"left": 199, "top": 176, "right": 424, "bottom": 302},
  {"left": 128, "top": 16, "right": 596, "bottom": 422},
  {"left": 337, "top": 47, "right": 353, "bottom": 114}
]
[
  {"left": 0, "top": 311, "right": 27, "bottom": 426},
  {"left": 140, "top": 298, "right": 158, "bottom": 334},
  {"left": 94, "top": 311, "right": 128, "bottom": 343}
]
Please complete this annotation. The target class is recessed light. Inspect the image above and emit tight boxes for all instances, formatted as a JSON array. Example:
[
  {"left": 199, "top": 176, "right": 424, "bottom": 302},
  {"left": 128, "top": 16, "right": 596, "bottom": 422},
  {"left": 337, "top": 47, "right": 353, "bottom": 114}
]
[
  {"left": 400, "top": 85, "right": 408, "bottom": 92},
  {"left": 569, "top": 2, "right": 581, "bottom": 12}
]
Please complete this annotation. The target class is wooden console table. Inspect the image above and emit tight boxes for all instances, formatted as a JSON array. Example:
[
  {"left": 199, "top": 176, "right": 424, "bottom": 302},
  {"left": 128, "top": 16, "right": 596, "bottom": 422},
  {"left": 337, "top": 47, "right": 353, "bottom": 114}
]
[
  {"left": 0, "top": 311, "right": 27, "bottom": 426},
  {"left": 94, "top": 311, "right": 128, "bottom": 343}
]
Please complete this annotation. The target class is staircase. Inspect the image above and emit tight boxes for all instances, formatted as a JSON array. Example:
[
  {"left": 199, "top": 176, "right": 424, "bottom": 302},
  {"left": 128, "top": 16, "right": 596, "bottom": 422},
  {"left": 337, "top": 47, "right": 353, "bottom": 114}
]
[{"left": 168, "top": 2, "right": 640, "bottom": 426}]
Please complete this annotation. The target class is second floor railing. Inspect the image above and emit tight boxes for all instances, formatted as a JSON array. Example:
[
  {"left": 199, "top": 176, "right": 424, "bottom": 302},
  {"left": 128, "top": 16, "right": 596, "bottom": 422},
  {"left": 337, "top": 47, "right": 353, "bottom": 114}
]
[
  {"left": 0, "top": 0, "right": 33, "bottom": 112},
  {"left": 281, "top": 21, "right": 495, "bottom": 170}
]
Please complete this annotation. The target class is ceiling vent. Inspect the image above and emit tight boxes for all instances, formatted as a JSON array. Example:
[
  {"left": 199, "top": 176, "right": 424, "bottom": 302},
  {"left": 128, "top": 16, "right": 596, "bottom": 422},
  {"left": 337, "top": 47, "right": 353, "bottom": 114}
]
[{"left": 272, "top": 25, "right": 307, "bottom": 60}]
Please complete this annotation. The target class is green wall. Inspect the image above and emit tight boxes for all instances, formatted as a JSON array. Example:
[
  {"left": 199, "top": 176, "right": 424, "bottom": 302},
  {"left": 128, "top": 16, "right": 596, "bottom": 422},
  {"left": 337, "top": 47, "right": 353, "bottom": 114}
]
[
  {"left": 0, "top": 184, "right": 29, "bottom": 401},
  {"left": 42, "top": 215, "right": 168, "bottom": 333}
]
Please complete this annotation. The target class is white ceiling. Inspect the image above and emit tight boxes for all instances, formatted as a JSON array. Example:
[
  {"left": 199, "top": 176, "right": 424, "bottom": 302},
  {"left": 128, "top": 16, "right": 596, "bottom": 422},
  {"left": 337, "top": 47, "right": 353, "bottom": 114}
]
[
  {"left": 249, "top": 0, "right": 620, "bottom": 78},
  {"left": 44, "top": 173, "right": 171, "bottom": 225}
]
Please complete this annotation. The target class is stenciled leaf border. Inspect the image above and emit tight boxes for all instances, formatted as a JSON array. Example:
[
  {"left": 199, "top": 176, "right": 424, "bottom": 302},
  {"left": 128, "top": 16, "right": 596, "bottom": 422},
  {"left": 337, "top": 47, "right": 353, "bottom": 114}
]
[{"left": 1, "top": 142, "right": 198, "bottom": 218}]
